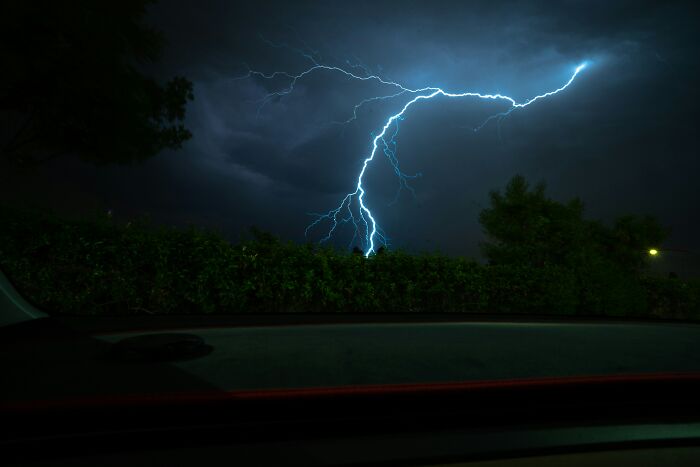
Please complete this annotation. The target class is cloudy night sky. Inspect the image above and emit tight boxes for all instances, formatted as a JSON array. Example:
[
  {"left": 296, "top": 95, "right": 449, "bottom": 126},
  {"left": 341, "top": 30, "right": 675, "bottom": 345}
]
[{"left": 3, "top": 0, "right": 699, "bottom": 265}]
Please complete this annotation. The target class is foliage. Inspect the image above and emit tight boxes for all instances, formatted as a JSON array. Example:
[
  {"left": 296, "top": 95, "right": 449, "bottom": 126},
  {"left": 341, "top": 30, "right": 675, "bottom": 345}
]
[
  {"left": 480, "top": 175, "right": 666, "bottom": 270},
  {"left": 642, "top": 276, "right": 700, "bottom": 320},
  {"left": 479, "top": 175, "right": 669, "bottom": 316},
  {"left": 0, "top": 205, "right": 695, "bottom": 318},
  {"left": 0, "top": 0, "right": 193, "bottom": 165},
  {"left": 479, "top": 175, "right": 589, "bottom": 269}
]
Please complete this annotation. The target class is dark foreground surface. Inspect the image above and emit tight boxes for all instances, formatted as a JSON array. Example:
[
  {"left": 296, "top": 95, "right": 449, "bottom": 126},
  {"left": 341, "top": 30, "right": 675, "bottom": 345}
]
[
  {"left": 3, "top": 315, "right": 700, "bottom": 400},
  {"left": 2, "top": 315, "right": 700, "bottom": 465}
]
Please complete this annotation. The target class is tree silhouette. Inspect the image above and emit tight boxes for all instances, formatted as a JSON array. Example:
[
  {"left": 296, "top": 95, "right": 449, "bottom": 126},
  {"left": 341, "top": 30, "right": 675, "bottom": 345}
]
[
  {"left": 479, "top": 175, "right": 669, "bottom": 314},
  {"left": 479, "top": 175, "right": 589, "bottom": 268},
  {"left": 0, "top": 0, "right": 193, "bottom": 165},
  {"left": 479, "top": 175, "right": 667, "bottom": 273}
]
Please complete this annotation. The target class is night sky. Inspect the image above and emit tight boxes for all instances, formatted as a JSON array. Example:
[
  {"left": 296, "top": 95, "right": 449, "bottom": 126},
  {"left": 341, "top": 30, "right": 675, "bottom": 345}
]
[{"left": 2, "top": 1, "right": 699, "bottom": 267}]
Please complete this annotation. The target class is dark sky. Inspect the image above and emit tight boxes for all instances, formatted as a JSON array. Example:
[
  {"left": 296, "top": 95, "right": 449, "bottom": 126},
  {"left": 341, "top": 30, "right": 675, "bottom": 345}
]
[{"left": 3, "top": 0, "right": 699, "bottom": 267}]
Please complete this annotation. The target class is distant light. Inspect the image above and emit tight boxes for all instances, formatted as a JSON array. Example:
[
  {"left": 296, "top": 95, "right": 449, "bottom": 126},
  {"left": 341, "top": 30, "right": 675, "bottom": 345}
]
[{"left": 649, "top": 248, "right": 659, "bottom": 256}]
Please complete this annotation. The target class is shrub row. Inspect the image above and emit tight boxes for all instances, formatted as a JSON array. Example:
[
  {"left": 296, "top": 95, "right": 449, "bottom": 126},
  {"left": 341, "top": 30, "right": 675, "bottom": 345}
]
[{"left": 0, "top": 207, "right": 698, "bottom": 319}]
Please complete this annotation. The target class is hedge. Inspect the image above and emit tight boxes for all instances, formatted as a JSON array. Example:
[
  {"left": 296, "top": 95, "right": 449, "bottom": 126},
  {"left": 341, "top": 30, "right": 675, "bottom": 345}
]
[{"left": 0, "top": 206, "right": 698, "bottom": 319}]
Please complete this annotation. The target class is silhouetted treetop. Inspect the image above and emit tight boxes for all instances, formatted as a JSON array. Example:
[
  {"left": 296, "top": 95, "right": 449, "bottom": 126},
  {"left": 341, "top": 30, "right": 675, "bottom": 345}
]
[
  {"left": 1, "top": 0, "right": 193, "bottom": 165},
  {"left": 479, "top": 175, "right": 667, "bottom": 273}
]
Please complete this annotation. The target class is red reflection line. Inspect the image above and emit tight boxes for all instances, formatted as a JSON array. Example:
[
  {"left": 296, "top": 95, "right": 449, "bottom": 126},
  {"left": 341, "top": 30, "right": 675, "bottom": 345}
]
[{"left": 3, "top": 372, "right": 700, "bottom": 411}]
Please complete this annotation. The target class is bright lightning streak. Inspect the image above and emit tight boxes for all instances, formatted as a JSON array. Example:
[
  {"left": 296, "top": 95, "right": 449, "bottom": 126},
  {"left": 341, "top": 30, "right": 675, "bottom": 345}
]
[{"left": 239, "top": 46, "right": 588, "bottom": 256}]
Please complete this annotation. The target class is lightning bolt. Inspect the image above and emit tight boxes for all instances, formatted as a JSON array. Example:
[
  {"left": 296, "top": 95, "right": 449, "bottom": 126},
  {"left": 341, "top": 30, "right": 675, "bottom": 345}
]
[{"left": 238, "top": 42, "right": 588, "bottom": 256}]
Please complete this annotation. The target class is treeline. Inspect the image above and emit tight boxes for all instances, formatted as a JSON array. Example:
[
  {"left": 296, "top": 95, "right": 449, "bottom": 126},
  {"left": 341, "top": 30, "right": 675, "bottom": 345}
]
[{"left": 0, "top": 204, "right": 698, "bottom": 319}]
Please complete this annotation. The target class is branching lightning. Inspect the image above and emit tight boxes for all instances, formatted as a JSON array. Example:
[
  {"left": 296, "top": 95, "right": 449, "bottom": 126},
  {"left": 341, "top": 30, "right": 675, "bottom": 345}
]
[{"left": 237, "top": 40, "right": 588, "bottom": 256}]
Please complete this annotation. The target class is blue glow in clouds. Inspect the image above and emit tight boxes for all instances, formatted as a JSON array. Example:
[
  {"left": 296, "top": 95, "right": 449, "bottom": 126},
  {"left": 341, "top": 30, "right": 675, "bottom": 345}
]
[{"left": 239, "top": 52, "right": 588, "bottom": 256}]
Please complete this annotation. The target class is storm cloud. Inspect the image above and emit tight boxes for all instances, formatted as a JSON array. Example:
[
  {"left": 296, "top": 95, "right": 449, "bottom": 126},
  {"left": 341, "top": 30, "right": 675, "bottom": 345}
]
[{"left": 4, "top": 0, "right": 699, "bottom": 267}]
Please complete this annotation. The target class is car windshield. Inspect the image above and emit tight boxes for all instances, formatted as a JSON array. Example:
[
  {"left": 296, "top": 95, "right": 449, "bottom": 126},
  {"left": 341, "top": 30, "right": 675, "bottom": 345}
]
[{"left": 0, "top": 0, "right": 698, "bottom": 321}]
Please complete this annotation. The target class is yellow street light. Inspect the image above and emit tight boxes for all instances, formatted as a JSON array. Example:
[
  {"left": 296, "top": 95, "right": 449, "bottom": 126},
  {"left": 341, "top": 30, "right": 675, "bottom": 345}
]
[{"left": 648, "top": 248, "right": 659, "bottom": 256}]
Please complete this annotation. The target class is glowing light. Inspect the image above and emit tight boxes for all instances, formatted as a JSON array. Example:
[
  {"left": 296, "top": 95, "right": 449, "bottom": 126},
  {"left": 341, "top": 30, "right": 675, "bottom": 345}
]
[
  {"left": 649, "top": 248, "right": 659, "bottom": 256},
  {"left": 239, "top": 44, "right": 589, "bottom": 256}
]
